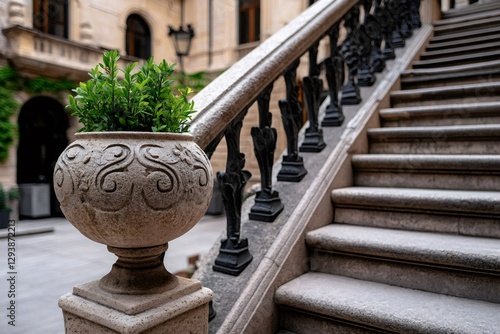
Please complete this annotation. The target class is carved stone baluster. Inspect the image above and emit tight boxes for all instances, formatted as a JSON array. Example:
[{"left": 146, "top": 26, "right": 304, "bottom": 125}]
[
  {"left": 278, "top": 59, "right": 308, "bottom": 182},
  {"left": 411, "top": 0, "right": 422, "bottom": 29},
  {"left": 340, "top": 6, "right": 362, "bottom": 105},
  {"left": 300, "top": 41, "right": 326, "bottom": 152},
  {"left": 381, "top": 0, "right": 396, "bottom": 60},
  {"left": 322, "top": 24, "right": 345, "bottom": 126},
  {"left": 358, "top": 0, "right": 376, "bottom": 87},
  {"left": 213, "top": 109, "right": 253, "bottom": 276},
  {"left": 369, "top": 0, "right": 386, "bottom": 73},
  {"left": 249, "top": 84, "right": 284, "bottom": 222}
]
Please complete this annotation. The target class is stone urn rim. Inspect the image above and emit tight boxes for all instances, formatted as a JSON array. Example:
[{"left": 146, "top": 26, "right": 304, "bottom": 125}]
[{"left": 75, "top": 131, "right": 194, "bottom": 141}]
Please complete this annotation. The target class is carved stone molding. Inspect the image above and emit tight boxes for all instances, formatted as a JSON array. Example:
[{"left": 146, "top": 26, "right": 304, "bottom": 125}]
[{"left": 54, "top": 132, "right": 213, "bottom": 294}]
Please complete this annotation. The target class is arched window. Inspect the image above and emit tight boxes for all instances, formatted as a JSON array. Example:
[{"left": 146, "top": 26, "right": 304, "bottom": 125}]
[
  {"left": 33, "top": 0, "right": 68, "bottom": 38},
  {"left": 239, "top": 0, "right": 260, "bottom": 44},
  {"left": 126, "top": 14, "right": 151, "bottom": 59}
]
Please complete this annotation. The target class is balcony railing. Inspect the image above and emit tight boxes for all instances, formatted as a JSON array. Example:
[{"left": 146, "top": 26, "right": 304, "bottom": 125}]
[
  {"left": 2, "top": 25, "right": 143, "bottom": 81},
  {"left": 190, "top": 0, "right": 423, "bottom": 277}
]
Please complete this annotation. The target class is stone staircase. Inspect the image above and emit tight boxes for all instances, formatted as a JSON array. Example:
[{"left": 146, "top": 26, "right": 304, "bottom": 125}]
[{"left": 275, "top": 3, "right": 500, "bottom": 333}]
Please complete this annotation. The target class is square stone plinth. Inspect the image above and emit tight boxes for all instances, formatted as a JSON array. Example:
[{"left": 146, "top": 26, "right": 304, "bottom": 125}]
[{"left": 58, "top": 277, "right": 212, "bottom": 334}]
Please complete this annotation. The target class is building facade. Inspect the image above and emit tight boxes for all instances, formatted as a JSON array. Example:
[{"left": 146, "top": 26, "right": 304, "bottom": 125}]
[{"left": 0, "top": 0, "right": 310, "bottom": 217}]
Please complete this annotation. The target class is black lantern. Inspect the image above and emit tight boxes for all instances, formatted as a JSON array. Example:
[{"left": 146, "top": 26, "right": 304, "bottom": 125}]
[{"left": 168, "top": 24, "right": 195, "bottom": 77}]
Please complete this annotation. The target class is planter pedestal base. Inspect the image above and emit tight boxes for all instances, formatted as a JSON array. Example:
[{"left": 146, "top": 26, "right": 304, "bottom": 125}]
[{"left": 59, "top": 277, "right": 212, "bottom": 334}]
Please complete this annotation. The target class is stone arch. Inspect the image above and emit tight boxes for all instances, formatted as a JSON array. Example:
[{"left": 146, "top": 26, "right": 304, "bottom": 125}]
[
  {"left": 120, "top": 8, "right": 156, "bottom": 58},
  {"left": 17, "top": 96, "right": 68, "bottom": 216}
]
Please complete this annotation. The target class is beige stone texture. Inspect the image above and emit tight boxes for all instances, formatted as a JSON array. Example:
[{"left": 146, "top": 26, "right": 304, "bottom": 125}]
[
  {"left": 59, "top": 277, "right": 212, "bottom": 334},
  {"left": 53, "top": 132, "right": 213, "bottom": 294},
  {"left": 54, "top": 132, "right": 213, "bottom": 248}
]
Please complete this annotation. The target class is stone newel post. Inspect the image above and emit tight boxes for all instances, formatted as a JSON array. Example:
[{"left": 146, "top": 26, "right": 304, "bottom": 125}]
[{"left": 55, "top": 133, "right": 213, "bottom": 333}]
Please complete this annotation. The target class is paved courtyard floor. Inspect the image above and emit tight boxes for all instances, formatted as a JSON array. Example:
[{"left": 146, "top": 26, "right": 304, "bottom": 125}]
[{"left": 0, "top": 214, "right": 225, "bottom": 334}]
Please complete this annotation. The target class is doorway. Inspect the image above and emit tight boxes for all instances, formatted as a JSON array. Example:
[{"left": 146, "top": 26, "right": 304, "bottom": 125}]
[{"left": 17, "top": 96, "right": 69, "bottom": 217}]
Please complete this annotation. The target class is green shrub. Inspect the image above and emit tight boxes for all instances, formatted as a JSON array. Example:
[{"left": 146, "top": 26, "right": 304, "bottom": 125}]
[{"left": 68, "top": 50, "right": 196, "bottom": 133}]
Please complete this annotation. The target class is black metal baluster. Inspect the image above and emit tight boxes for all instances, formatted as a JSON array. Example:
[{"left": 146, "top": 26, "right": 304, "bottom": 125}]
[
  {"left": 400, "top": 0, "right": 413, "bottom": 39},
  {"left": 381, "top": 0, "right": 396, "bottom": 60},
  {"left": 369, "top": 0, "right": 386, "bottom": 73},
  {"left": 322, "top": 24, "right": 345, "bottom": 127},
  {"left": 411, "top": 0, "right": 422, "bottom": 29},
  {"left": 249, "top": 84, "right": 284, "bottom": 222},
  {"left": 389, "top": 0, "right": 405, "bottom": 48},
  {"left": 340, "top": 6, "right": 362, "bottom": 105},
  {"left": 213, "top": 109, "right": 253, "bottom": 276},
  {"left": 300, "top": 41, "right": 326, "bottom": 152},
  {"left": 358, "top": 0, "right": 376, "bottom": 87},
  {"left": 278, "top": 59, "right": 308, "bottom": 182}
]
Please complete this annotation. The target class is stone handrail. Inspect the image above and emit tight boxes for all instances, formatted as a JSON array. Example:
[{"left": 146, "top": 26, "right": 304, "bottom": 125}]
[{"left": 190, "top": 0, "right": 356, "bottom": 150}]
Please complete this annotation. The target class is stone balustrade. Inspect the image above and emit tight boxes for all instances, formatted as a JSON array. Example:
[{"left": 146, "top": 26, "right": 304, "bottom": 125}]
[
  {"left": 2, "top": 25, "right": 142, "bottom": 81},
  {"left": 190, "top": 0, "right": 423, "bottom": 277}
]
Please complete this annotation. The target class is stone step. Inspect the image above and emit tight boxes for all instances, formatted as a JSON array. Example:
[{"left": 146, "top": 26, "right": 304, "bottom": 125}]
[
  {"left": 275, "top": 273, "right": 500, "bottom": 333},
  {"left": 401, "top": 60, "right": 500, "bottom": 89},
  {"left": 420, "top": 41, "right": 500, "bottom": 60},
  {"left": 433, "top": 15, "right": 500, "bottom": 36},
  {"left": 442, "top": 1, "right": 500, "bottom": 19},
  {"left": 412, "top": 49, "right": 500, "bottom": 69},
  {"left": 379, "top": 102, "right": 500, "bottom": 127},
  {"left": 435, "top": 7, "right": 500, "bottom": 27},
  {"left": 368, "top": 124, "right": 500, "bottom": 154},
  {"left": 429, "top": 26, "right": 500, "bottom": 44},
  {"left": 427, "top": 32, "right": 500, "bottom": 51},
  {"left": 352, "top": 154, "right": 500, "bottom": 191},
  {"left": 390, "top": 81, "right": 500, "bottom": 107},
  {"left": 307, "top": 224, "right": 500, "bottom": 302},
  {"left": 331, "top": 187, "right": 500, "bottom": 237}
]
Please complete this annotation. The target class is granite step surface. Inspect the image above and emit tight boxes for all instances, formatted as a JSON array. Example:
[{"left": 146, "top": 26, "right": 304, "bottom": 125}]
[
  {"left": 441, "top": 1, "right": 500, "bottom": 19},
  {"left": 433, "top": 15, "right": 500, "bottom": 36},
  {"left": 275, "top": 273, "right": 500, "bottom": 333},
  {"left": 426, "top": 32, "right": 500, "bottom": 51},
  {"left": 352, "top": 154, "right": 500, "bottom": 191},
  {"left": 368, "top": 124, "right": 500, "bottom": 154},
  {"left": 429, "top": 26, "right": 500, "bottom": 44},
  {"left": 390, "top": 81, "right": 500, "bottom": 107},
  {"left": 434, "top": 7, "right": 500, "bottom": 26},
  {"left": 412, "top": 49, "right": 500, "bottom": 69},
  {"left": 379, "top": 102, "right": 500, "bottom": 127},
  {"left": 401, "top": 61, "right": 500, "bottom": 89},
  {"left": 441, "top": 0, "right": 500, "bottom": 17},
  {"left": 307, "top": 224, "right": 500, "bottom": 303},
  {"left": 332, "top": 187, "right": 500, "bottom": 237}
]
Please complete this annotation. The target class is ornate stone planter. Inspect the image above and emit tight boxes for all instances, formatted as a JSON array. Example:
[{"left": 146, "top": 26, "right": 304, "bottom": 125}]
[{"left": 54, "top": 132, "right": 213, "bottom": 295}]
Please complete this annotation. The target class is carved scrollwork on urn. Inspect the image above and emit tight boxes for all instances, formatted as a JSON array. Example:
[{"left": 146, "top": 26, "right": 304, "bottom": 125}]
[{"left": 54, "top": 132, "right": 213, "bottom": 249}]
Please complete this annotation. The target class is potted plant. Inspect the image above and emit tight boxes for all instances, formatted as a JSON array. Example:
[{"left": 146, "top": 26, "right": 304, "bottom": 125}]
[
  {"left": 0, "top": 183, "right": 11, "bottom": 229},
  {"left": 53, "top": 50, "right": 213, "bottom": 295}
]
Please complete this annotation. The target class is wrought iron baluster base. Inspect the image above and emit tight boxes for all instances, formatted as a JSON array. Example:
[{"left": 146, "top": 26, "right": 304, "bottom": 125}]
[
  {"left": 358, "top": 68, "right": 376, "bottom": 87},
  {"left": 382, "top": 46, "right": 396, "bottom": 60},
  {"left": 249, "top": 190, "right": 284, "bottom": 222},
  {"left": 341, "top": 80, "right": 362, "bottom": 105},
  {"left": 278, "top": 155, "right": 307, "bottom": 182},
  {"left": 300, "top": 128, "right": 326, "bottom": 152},
  {"left": 371, "top": 48, "right": 386, "bottom": 73},
  {"left": 213, "top": 238, "right": 253, "bottom": 276},
  {"left": 322, "top": 104, "right": 345, "bottom": 127},
  {"left": 392, "top": 30, "right": 405, "bottom": 48}
]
